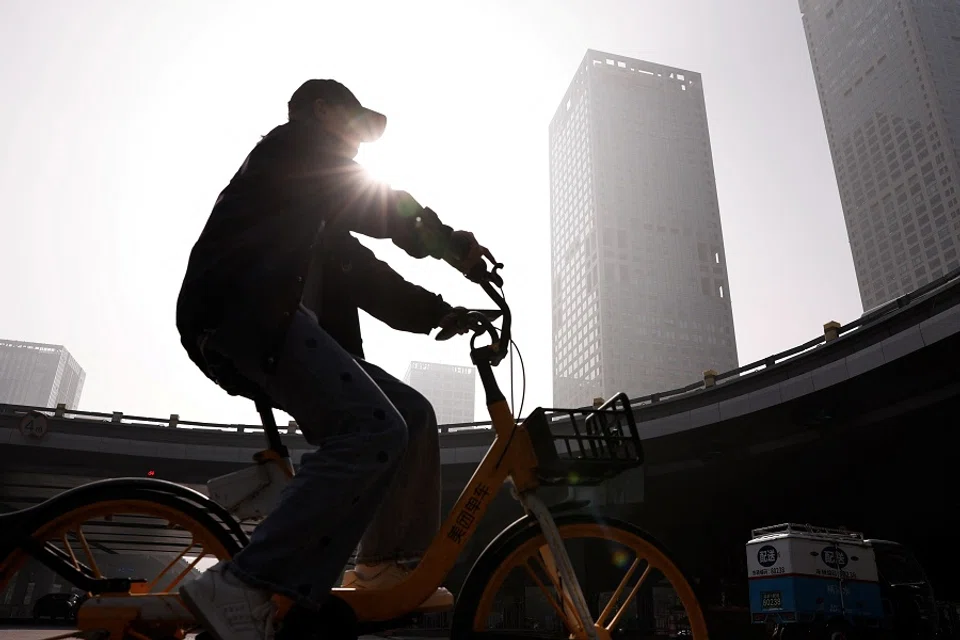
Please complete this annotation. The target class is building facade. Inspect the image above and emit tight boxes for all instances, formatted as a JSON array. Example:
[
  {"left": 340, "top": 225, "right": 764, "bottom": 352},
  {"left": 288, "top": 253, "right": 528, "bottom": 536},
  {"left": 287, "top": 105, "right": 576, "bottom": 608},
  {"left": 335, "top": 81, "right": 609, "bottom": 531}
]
[
  {"left": 403, "top": 361, "right": 476, "bottom": 425},
  {"left": 800, "top": 0, "right": 960, "bottom": 311},
  {"left": 549, "top": 49, "right": 738, "bottom": 408},
  {"left": 0, "top": 340, "right": 85, "bottom": 409}
]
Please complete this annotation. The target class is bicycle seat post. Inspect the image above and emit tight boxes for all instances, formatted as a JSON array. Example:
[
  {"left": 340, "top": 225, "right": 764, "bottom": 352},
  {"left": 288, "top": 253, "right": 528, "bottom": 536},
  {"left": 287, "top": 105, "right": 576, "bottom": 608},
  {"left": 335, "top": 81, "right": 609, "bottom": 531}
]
[{"left": 255, "top": 398, "right": 289, "bottom": 458}]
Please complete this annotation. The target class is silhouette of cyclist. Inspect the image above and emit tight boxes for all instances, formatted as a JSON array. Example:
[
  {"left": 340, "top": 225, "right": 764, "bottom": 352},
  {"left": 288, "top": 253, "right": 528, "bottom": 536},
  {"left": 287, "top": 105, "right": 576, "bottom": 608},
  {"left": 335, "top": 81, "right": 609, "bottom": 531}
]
[{"left": 176, "top": 79, "right": 491, "bottom": 640}]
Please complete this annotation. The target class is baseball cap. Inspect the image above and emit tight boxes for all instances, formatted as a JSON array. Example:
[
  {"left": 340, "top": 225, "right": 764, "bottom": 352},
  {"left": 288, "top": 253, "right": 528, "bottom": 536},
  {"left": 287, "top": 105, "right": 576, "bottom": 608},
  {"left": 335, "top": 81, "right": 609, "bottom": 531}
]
[{"left": 288, "top": 79, "right": 387, "bottom": 142}]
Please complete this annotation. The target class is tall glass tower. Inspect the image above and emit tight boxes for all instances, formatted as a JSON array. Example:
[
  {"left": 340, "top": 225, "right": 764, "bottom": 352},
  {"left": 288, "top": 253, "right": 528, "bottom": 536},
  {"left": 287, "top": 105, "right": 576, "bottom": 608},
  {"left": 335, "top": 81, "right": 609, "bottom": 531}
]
[
  {"left": 800, "top": 0, "right": 960, "bottom": 310},
  {"left": 549, "top": 50, "right": 738, "bottom": 407},
  {"left": 0, "top": 340, "right": 85, "bottom": 409}
]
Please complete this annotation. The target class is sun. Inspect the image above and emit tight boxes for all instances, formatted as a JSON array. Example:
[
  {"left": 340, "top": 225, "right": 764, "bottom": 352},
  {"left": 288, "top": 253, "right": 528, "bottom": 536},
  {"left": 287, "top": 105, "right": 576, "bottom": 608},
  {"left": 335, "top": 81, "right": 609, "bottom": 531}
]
[{"left": 356, "top": 139, "right": 409, "bottom": 191}]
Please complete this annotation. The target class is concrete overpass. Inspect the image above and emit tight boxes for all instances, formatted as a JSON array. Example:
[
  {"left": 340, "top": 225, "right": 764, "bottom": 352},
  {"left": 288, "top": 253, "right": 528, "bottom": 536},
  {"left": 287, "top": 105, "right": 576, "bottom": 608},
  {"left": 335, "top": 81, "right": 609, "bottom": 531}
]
[
  {"left": 2, "top": 266, "right": 959, "bottom": 615},
  {"left": 3, "top": 265, "right": 958, "bottom": 493}
]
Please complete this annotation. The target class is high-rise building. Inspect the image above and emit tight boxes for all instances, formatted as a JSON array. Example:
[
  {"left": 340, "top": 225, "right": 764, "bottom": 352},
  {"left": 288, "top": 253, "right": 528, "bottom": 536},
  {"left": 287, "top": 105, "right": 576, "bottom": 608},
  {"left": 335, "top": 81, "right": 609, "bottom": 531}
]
[
  {"left": 800, "top": 0, "right": 960, "bottom": 311},
  {"left": 549, "top": 50, "right": 739, "bottom": 408},
  {"left": 0, "top": 340, "right": 85, "bottom": 409},
  {"left": 403, "top": 361, "right": 476, "bottom": 425}
]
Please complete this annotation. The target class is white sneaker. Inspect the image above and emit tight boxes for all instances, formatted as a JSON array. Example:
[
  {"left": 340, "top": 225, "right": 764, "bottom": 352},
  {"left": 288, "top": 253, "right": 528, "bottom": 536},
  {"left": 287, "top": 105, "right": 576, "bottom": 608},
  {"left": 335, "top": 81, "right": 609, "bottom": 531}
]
[
  {"left": 341, "top": 563, "right": 454, "bottom": 611},
  {"left": 179, "top": 561, "right": 276, "bottom": 640}
]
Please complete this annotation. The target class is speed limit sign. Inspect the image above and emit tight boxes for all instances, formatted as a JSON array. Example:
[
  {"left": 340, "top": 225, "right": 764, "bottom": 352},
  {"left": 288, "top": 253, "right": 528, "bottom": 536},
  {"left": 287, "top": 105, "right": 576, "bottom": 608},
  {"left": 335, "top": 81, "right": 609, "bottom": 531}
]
[{"left": 19, "top": 411, "right": 49, "bottom": 440}]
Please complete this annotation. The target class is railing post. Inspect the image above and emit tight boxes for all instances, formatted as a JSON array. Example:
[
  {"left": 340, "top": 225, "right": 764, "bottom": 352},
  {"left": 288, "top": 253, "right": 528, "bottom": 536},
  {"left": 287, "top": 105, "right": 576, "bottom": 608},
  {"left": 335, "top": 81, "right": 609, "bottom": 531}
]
[
  {"left": 703, "top": 369, "right": 718, "bottom": 388},
  {"left": 111, "top": 412, "right": 123, "bottom": 423},
  {"left": 169, "top": 414, "right": 179, "bottom": 428},
  {"left": 823, "top": 320, "right": 841, "bottom": 342},
  {"left": 54, "top": 403, "right": 66, "bottom": 418},
  {"left": 287, "top": 420, "right": 298, "bottom": 434}
]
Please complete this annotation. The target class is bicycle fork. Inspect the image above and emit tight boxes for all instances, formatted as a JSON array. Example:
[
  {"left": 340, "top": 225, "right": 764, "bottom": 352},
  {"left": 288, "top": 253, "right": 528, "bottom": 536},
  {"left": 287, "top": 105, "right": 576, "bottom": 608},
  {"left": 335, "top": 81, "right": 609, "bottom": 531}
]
[{"left": 518, "top": 491, "right": 599, "bottom": 640}]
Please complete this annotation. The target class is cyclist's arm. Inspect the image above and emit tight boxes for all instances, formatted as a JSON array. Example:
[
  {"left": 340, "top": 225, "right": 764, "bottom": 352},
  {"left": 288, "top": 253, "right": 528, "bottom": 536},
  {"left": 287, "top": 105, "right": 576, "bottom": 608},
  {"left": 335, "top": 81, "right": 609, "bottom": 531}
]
[{"left": 343, "top": 236, "right": 452, "bottom": 333}]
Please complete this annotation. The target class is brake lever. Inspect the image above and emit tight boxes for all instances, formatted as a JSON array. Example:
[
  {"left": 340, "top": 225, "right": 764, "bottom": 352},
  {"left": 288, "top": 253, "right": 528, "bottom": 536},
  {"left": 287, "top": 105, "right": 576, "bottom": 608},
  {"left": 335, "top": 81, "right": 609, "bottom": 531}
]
[
  {"left": 434, "top": 309, "right": 501, "bottom": 342},
  {"left": 466, "top": 261, "right": 504, "bottom": 288},
  {"left": 488, "top": 264, "right": 504, "bottom": 288}
]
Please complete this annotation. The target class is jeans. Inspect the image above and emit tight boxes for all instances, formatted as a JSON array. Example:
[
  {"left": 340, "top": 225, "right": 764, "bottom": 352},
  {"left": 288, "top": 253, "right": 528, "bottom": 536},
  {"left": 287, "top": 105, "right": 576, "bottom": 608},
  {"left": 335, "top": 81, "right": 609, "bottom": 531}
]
[{"left": 205, "top": 305, "right": 441, "bottom": 608}]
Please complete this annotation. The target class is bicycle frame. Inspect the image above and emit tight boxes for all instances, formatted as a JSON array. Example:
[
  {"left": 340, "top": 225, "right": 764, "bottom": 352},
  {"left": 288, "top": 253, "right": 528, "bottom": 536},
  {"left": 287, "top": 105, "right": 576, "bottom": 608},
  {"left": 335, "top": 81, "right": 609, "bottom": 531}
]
[
  {"left": 290, "top": 271, "right": 602, "bottom": 636},
  {"left": 316, "top": 396, "right": 598, "bottom": 637}
]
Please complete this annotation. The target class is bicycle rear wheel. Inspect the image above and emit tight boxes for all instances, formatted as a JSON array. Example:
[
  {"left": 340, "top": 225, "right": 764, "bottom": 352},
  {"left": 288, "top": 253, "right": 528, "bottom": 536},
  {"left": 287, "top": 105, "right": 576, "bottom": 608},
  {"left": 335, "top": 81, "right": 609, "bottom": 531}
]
[
  {"left": 1, "top": 479, "right": 244, "bottom": 640},
  {"left": 451, "top": 513, "right": 709, "bottom": 639}
]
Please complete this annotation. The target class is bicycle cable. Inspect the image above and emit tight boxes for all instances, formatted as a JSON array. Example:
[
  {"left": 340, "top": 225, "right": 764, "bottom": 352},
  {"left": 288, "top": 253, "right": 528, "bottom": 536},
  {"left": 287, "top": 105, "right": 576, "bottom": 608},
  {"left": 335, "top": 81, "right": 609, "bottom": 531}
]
[
  {"left": 510, "top": 338, "right": 527, "bottom": 422},
  {"left": 494, "top": 282, "right": 527, "bottom": 422}
]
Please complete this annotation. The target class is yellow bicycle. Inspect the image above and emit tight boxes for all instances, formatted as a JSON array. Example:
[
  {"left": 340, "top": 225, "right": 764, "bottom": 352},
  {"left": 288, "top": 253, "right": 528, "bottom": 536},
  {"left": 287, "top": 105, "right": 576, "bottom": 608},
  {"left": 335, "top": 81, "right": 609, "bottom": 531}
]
[{"left": 0, "top": 261, "right": 708, "bottom": 640}]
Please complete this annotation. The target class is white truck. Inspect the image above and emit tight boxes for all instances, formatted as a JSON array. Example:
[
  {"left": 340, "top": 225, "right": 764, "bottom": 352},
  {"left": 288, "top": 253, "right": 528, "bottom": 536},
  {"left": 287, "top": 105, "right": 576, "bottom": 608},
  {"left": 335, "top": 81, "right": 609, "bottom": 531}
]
[{"left": 746, "top": 523, "right": 939, "bottom": 639}]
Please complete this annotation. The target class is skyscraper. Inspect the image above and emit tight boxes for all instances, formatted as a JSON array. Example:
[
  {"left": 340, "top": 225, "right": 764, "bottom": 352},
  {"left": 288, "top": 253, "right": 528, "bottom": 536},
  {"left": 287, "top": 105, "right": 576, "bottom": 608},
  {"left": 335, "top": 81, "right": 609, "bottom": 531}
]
[
  {"left": 800, "top": 0, "right": 960, "bottom": 311},
  {"left": 0, "top": 340, "right": 86, "bottom": 409},
  {"left": 549, "top": 50, "right": 738, "bottom": 408},
  {"left": 403, "top": 361, "right": 476, "bottom": 425}
]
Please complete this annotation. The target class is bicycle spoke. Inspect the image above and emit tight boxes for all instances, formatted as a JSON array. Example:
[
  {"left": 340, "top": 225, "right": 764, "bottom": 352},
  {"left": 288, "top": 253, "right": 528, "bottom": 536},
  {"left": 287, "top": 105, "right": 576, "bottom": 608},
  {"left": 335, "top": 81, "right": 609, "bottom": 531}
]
[
  {"left": 163, "top": 546, "right": 207, "bottom": 593},
  {"left": 61, "top": 533, "right": 81, "bottom": 572},
  {"left": 596, "top": 554, "right": 640, "bottom": 628},
  {"left": 73, "top": 526, "right": 102, "bottom": 578},
  {"left": 606, "top": 561, "right": 652, "bottom": 632},
  {"left": 146, "top": 535, "right": 196, "bottom": 592},
  {"left": 521, "top": 557, "right": 574, "bottom": 628},
  {"left": 536, "top": 543, "right": 587, "bottom": 635}
]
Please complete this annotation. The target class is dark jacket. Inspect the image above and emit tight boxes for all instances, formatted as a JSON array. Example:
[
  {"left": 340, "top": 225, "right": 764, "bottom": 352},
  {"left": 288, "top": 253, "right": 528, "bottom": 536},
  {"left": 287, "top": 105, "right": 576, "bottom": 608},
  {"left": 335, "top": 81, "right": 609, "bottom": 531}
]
[
  {"left": 176, "top": 120, "right": 453, "bottom": 386},
  {"left": 309, "top": 231, "right": 452, "bottom": 359}
]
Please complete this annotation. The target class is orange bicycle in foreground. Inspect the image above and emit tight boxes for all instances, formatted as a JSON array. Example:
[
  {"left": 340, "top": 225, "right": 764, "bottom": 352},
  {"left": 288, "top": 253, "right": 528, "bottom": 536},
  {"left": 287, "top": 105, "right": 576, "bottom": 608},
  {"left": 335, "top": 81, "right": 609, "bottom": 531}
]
[{"left": 0, "top": 261, "right": 708, "bottom": 640}]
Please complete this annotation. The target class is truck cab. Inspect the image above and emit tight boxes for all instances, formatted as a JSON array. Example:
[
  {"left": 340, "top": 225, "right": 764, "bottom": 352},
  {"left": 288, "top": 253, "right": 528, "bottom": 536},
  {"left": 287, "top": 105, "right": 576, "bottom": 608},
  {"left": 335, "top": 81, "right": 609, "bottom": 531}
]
[{"left": 869, "top": 540, "right": 938, "bottom": 639}]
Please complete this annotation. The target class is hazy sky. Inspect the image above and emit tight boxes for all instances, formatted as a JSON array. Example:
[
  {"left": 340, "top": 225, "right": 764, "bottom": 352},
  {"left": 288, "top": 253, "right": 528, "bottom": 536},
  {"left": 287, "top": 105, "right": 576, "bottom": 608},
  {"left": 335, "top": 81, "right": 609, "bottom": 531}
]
[{"left": 0, "top": 0, "right": 862, "bottom": 427}]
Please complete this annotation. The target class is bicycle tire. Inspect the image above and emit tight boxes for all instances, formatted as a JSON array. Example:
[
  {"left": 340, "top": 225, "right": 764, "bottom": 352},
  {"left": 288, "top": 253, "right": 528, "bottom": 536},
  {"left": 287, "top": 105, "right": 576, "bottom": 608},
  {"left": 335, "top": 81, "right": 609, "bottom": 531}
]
[
  {"left": 450, "top": 512, "right": 710, "bottom": 639},
  {"left": 1, "top": 478, "right": 246, "bottom": 594}
]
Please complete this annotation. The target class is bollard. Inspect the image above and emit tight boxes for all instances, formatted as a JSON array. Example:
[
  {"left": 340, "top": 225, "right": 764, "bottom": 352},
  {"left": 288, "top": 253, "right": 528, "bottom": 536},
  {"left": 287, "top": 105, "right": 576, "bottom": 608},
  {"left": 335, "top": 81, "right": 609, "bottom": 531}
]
[
  {"left": 169, "top": 414, "right": 179, "bottom": 428},
  {"left": 55, "top": 403, "right": 66, "bottom": 418},
  {"left": 592, "top": 397, "right": 604, "bottom": 409},
  {"left": 287, "top": 420, "right": 298, "bottom": 434},
  {"left": 111, "top": 412, "right": 123, "bottom": 423},
  {"left": 703, "top": 369, "right": 718, "bottom": 388}
]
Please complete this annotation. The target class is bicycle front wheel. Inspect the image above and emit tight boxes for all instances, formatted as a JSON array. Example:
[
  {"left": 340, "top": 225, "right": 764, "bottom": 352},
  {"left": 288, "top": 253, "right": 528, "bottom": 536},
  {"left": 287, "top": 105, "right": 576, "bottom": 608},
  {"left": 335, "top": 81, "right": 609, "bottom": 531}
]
[{"left": 451, "top": 513, "right": 709, "bottom": 639}]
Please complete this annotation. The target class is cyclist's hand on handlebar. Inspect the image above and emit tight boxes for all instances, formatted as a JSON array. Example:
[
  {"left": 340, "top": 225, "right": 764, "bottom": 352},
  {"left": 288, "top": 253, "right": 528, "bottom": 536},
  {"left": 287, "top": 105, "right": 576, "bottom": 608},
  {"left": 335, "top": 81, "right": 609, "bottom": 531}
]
[
  {"left": 444, "top": 230, "right": 496, "bottom": 281},
  {"left": 435, "top": 307, "right": 472, "bottom": 341},
  {"left": 435, "top": 308, "right": 503, "bottom": 341}
]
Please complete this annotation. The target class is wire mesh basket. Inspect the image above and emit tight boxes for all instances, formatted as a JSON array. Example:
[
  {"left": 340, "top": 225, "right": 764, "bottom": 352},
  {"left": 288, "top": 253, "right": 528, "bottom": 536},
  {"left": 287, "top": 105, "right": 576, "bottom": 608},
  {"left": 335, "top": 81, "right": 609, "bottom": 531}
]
[{"left": 522, "top": 392, "right": 643, "bottom": 486}]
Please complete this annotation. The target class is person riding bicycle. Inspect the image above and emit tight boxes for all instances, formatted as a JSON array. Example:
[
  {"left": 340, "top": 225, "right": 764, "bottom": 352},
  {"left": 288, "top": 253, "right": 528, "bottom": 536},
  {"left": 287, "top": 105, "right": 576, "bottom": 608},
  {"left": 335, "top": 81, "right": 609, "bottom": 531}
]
[{"left": 175, "top": 79, "right": 492, "bottom": 640}]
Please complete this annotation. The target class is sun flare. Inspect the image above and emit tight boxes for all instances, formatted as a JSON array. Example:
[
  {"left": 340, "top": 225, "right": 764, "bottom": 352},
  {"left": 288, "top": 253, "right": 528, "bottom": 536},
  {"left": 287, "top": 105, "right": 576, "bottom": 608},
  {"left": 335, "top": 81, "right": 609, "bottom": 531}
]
[{"left": 356, "top": 142, "right": 406, "bottom": 191}]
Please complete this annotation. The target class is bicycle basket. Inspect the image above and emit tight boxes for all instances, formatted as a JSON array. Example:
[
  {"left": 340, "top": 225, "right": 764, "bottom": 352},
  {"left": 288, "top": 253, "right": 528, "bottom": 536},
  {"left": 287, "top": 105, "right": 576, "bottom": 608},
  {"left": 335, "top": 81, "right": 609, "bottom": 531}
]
[{"left": 522, "top": 392, "right": 643, "bottom": 486}]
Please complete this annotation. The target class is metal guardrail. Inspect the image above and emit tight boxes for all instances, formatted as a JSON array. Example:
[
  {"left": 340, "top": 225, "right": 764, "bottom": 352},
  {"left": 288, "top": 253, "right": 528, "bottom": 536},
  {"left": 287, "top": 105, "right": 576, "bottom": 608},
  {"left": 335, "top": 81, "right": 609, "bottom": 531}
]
[
  {"left": 2, "top": 265, "right": 958, "bottom": 439},
  {"left": 623, "top": 263, "right": 960, "bottom": 411}
]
